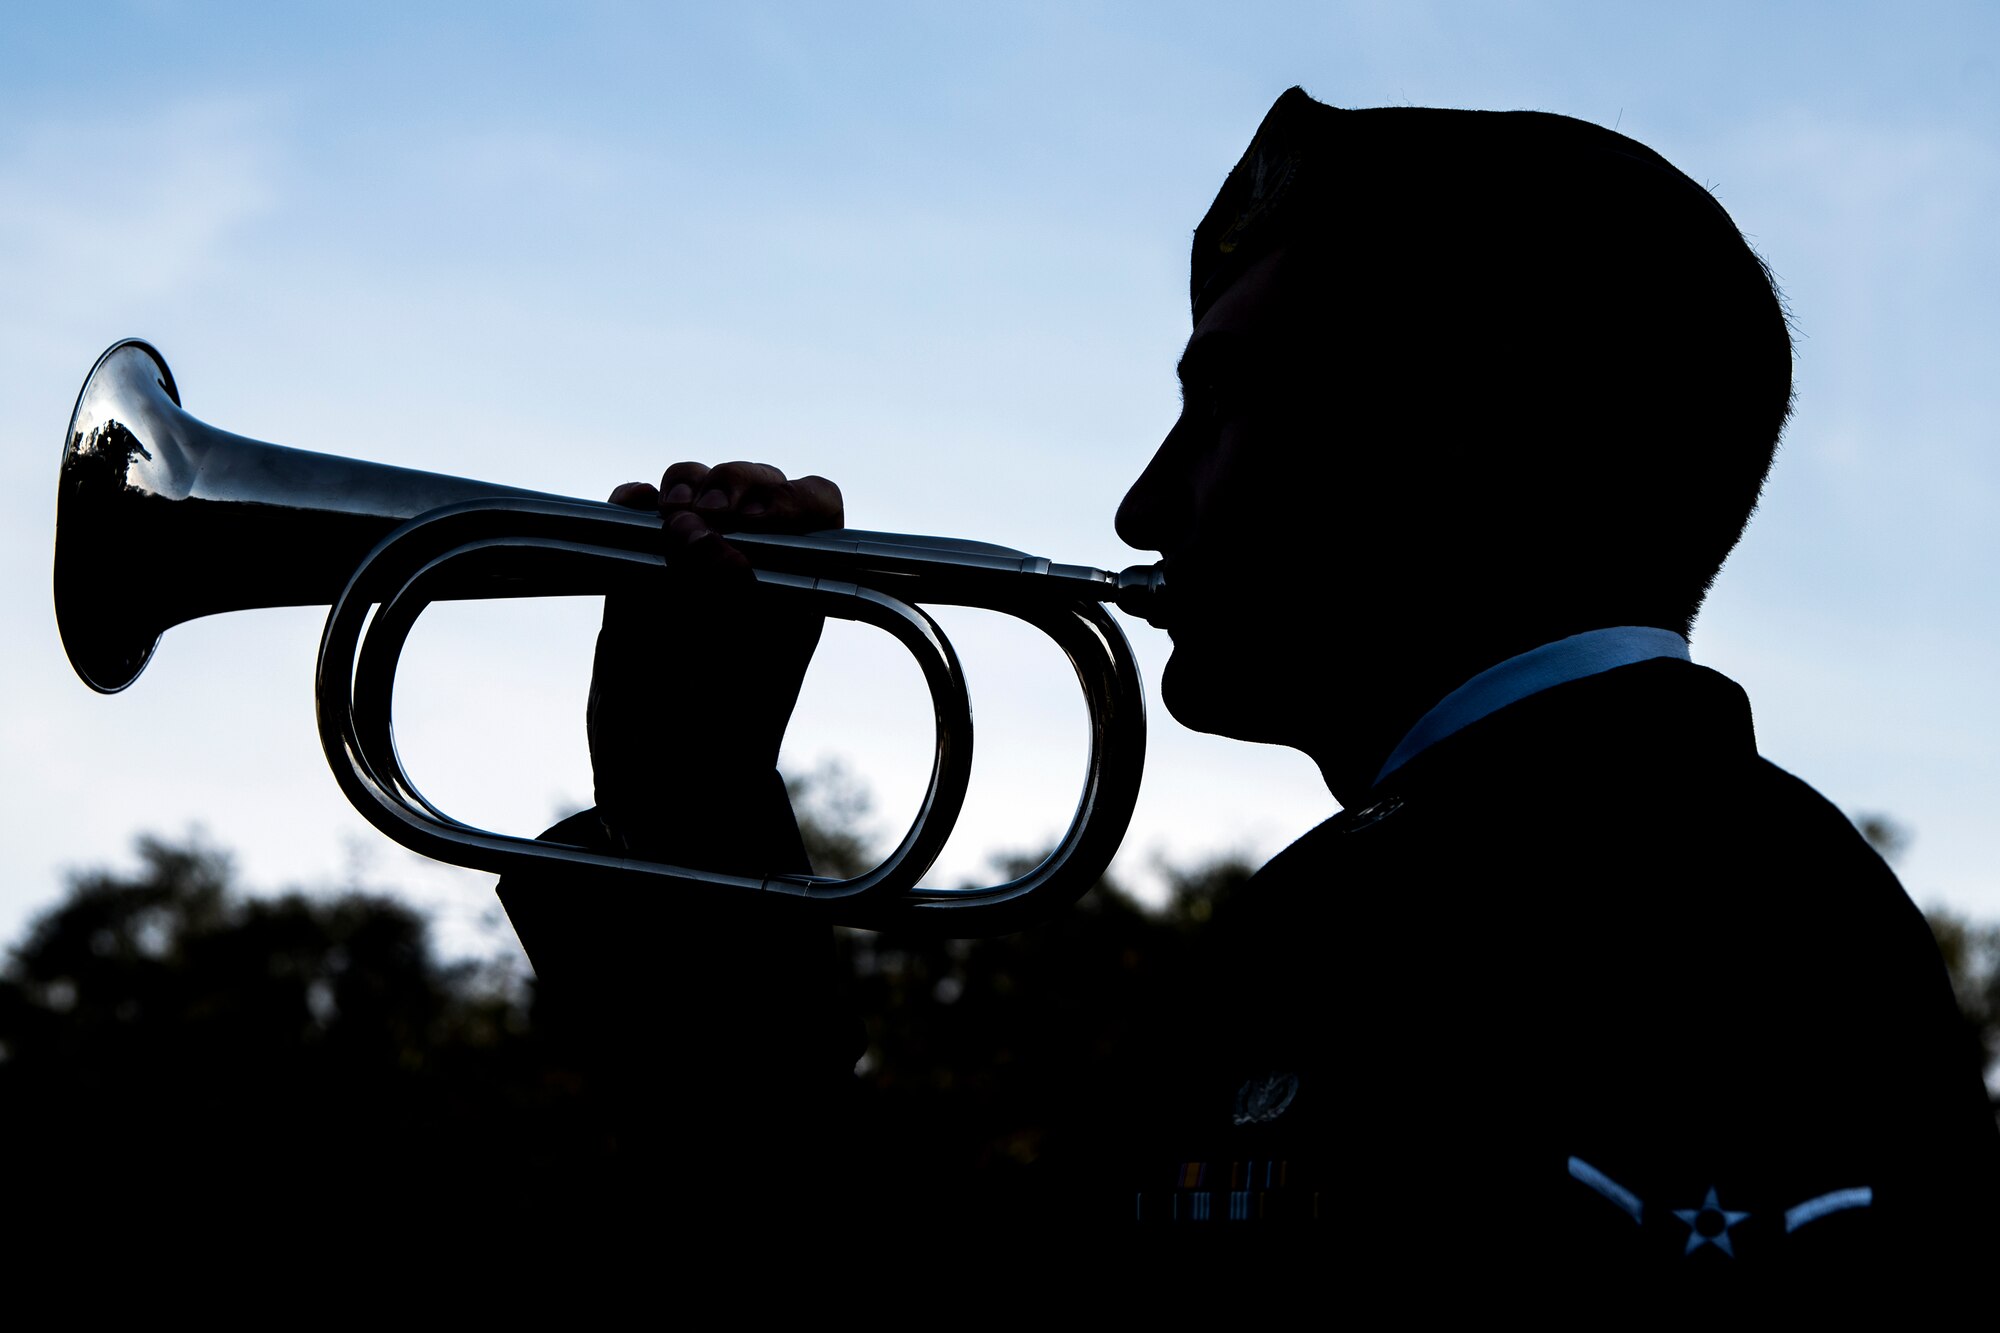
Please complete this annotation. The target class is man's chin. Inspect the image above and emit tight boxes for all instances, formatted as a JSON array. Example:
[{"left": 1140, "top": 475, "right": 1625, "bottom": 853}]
[{"left": 1159, "top": 651, "right": 1297, "bottom": 746}]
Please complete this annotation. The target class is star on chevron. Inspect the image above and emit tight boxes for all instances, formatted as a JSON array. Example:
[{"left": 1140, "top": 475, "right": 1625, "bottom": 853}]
[{"left": 1673, "top": 1186, "right": 1751, "bottom": 1257}]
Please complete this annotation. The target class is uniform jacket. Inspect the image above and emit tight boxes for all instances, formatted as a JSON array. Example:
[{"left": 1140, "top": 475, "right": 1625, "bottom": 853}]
[
  {"left": 499, "top": 657, "right": 1999, "bottom": 1282},
  {"left": 1145, "top": 656, "right": 2000, "bottom": 1284}
]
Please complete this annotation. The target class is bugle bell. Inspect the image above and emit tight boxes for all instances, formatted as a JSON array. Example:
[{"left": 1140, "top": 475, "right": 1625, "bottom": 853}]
[{"left": 55, "top": 339, "right": 1165, "bottom": 932}]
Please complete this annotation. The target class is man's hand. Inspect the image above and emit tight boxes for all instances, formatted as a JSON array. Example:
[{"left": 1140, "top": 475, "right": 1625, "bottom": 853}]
[
  {"left": 503, "top": 462, "right": 861, "bottom": 1156},
  {"left": 608, "top": 460, "right": 845, "bottom": 578},
  {"left": 589, "top": 461, "right": 843, "bottom": 863}
]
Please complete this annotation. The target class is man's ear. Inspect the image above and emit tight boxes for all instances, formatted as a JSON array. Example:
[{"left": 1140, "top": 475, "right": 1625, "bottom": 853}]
[{"left": 1423, "top": 439, "right": 1503, "bottom": 520}]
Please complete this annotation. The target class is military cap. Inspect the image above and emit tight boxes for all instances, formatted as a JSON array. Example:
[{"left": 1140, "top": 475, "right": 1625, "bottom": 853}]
[{"left": 1189, "top": 86, "right": 1759, "bottom": 324}]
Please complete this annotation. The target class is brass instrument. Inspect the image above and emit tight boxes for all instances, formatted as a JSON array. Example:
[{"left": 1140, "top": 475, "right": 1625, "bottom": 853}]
[{"left": 55, "top": 339, "right": 1164, "bottom": 932}]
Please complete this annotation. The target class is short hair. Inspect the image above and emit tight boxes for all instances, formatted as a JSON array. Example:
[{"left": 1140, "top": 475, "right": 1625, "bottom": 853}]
[{"left": 1195, "top": 88, "right": 1794, "bottom": 633}]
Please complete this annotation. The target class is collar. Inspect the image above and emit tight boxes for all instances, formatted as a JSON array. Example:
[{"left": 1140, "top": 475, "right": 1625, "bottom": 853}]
[{"left": 1371, "top": 626, "right": 1691, "bottom": 786}]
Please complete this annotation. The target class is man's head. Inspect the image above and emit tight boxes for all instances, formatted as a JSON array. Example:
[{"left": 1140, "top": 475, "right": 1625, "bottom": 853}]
[{"left": 1118, "top": 88, "right": 1793, "bottom": 790}]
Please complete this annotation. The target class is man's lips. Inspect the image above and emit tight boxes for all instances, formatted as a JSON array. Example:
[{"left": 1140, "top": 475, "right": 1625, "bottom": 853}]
[{"left": 1156, "top": 557, "right": 1211, "bottom": 639}]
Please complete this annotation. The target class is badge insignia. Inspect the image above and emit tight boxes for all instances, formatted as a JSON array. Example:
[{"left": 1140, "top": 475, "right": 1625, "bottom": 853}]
[
  {"left": 1785, "top": 1186, "right": 1872, "bottom": 1233},
  {"left": 1568, "top": 1156, "right": 1643, "bottom": 1225},
  {"left": 1569, "top": 1157, "right": 1873, "bottom": 1256},
  {"left": 1233, "top": 1071, "right": 1300, "bottom": 1126},
  {"left": 1673, "top": 1185, "right": 1751, "bottom": 1257}
]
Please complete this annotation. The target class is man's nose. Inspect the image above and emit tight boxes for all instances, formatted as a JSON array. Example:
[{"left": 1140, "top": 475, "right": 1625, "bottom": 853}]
[{"left": 1116, "top": 426, "right": 1182, "bottom": 553}]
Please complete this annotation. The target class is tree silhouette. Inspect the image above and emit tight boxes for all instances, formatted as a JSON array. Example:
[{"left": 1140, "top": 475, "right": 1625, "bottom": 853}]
[
  {"left": 1856, "top": 810, "right": 1998, "bottom": 1099},
  {"left": 3, "top": 782, "right": 1264, "bottom": 1235},
  {"left": 0, "top": 833, "right": 606, "bottom": 1243}
]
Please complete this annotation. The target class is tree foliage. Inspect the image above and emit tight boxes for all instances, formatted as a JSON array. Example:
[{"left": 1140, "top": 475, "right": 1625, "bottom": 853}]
[
  {"left": 1856, "top": 811, "right": 1999, "bottom": 1092},
  {"left": 0, "top": 798, "right": 1256, "bottom": 1233},
  {"left": 0, "top": 833, "right": 598, "bottom": 1239}
]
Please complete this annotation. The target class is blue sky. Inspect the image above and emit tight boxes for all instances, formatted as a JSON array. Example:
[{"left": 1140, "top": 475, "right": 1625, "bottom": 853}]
[{"left": 4, "top": 2, "right": 1997, "bottom": 953}]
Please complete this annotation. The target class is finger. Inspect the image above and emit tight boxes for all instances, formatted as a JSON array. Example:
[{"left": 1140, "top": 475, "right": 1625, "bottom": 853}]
[
  {"left": 608, "top": 481, "right": 658, "bottom": 509},
  {"left": 658, "top": 461, "right": 713, "bottom": 509},
  {"left": 687, "top": 461, "right": 791, "bottom": 525},
  {"left": 663, "top": 509, "right": 753, "bottom": 581},
  {"left": 727, "top": 473, "right": 844, "bottom": 532}
]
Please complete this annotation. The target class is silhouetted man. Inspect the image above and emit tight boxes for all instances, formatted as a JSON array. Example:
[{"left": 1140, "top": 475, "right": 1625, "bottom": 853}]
[{"left": 501, "top": 88, "right": 1999, "bottom": 1281}]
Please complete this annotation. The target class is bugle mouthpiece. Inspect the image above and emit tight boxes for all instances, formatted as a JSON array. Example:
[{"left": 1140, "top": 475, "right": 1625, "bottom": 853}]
[{"left": 1114, "top": 564, "right": 1167, "bottom": 628}]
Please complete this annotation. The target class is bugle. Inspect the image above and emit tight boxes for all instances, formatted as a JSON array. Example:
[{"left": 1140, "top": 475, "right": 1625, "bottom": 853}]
[{"left": 55, "top": 339, "right": 1165, "bottom": 932}]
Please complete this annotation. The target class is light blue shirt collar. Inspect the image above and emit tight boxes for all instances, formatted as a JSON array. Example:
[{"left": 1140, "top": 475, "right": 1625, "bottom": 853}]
[{"left": 1371, "top": 626, "right": 1692, "bottom": 787}]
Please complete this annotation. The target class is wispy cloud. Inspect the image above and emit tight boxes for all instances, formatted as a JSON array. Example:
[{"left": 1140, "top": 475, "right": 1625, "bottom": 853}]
[{"left": 0, "top": 96, "right": 285, "bottom": 324}]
